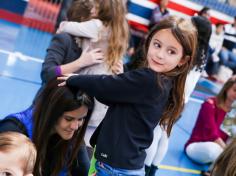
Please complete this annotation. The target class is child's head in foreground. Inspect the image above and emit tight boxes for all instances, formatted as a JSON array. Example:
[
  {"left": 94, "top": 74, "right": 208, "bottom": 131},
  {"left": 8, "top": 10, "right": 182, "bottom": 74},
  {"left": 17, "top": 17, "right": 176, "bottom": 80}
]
[{"left": 0, "top": 132, "right": 36, "bottom": 176}]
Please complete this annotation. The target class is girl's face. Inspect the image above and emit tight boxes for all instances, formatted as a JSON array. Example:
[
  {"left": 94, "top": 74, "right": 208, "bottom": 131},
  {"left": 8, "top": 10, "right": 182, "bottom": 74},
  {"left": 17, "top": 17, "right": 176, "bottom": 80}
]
[
  {"left": 54, "top": 106, "right": 88, "bottom": 140},
  {"left": 147, "top": 29, "right": 184, "bottom": 73},
  {"left": 227, "top": 83, "right": 236, "bottom": 102},
  {"left": 90, "top": 7, "right": 96, "bottom": 17},
  {"left": 90, "top": 3, "right": 99, "bottom": 17}
]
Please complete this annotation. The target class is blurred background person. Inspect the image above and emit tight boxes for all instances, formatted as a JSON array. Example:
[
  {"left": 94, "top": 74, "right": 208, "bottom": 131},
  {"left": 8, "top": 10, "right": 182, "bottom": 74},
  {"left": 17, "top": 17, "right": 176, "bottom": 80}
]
[
  {"left": 185, "top": 76, "right": 236, "bottom": 175},
  {"left": 219, "top": 16, "right": 236, "bottom": 74}
]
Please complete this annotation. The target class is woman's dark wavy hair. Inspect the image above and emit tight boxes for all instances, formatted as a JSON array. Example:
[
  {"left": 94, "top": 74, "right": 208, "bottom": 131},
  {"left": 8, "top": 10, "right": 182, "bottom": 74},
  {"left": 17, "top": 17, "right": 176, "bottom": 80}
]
[
  {"left": 191, "top": 16, "right": 212, "bottom": 71},
  {"left": 143, "top": 16, "right": 197, "bottom": 136},
  {"left": 32, "top": 80, "right": 93, "bottom": 176}
]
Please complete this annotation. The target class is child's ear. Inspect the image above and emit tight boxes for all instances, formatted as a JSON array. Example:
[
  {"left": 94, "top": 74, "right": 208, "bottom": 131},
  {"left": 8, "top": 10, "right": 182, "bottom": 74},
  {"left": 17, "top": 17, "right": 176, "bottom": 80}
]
[{"left": 178, "top": 55, "right": 190, "bottom": 67}]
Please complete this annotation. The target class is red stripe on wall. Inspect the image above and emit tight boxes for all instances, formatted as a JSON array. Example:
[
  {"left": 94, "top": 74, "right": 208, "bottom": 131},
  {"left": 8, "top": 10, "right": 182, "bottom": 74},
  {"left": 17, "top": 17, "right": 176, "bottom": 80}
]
[
  {"left": 22, "top": 17, "right": 55, "bottom": 33},
  {"left": 0, "top": 9, "right": 55, "bottom": 33},
  {"left": 210, "top": 16, "right": 229, "bottom": 24},
  {"left": 149, "top": 0, "right": 159, "bottom": 3},
  {"left": 168, "top": 1, "right": 197, "bottom": 16},
  {"left": 128, "top": 20, "right": 149, "bottom": 33},
  {"left": 168, "top": 2, "right": 231, "bottom": 24},
  {"left": 0, "top": 9, "right": 23, "bottom": 24}
]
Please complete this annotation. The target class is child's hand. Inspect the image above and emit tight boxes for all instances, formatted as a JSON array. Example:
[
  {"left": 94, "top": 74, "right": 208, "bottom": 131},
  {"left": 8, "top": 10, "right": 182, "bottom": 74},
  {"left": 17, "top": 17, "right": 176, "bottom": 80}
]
[
  {"left": 77, "top": 47, "right": 104, "bottom": 68},
  {"left": 127, "top": 47, "right": 135, "bottom": 56},
  {"left": 112, "top": 60, "right": 124, "bottom": 74},
  {"left": 57, "top": 74, "right": 78, "bottom": 86},
  {"left": 56, "top": 21, "right": 67, "bottom": 34}
]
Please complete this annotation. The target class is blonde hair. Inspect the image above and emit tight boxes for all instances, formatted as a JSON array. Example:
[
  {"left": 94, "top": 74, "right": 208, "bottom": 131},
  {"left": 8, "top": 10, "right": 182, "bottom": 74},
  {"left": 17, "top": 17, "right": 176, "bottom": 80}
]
[
  {"left": 94, "top": 0, "right": 129, "bottom": 73},
  {"left": 0, "top": 132, "right": 37, "bottom": 174},
  {"left": 211, "top": 139, "right": 236, "bottom": 176}
]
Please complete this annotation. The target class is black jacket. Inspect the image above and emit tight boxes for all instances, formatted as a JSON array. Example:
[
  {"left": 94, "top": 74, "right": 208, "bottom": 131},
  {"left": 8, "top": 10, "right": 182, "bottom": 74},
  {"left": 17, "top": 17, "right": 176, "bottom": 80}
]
[{"left": 67, "top": 68, "right": 172, "bottom": 169}]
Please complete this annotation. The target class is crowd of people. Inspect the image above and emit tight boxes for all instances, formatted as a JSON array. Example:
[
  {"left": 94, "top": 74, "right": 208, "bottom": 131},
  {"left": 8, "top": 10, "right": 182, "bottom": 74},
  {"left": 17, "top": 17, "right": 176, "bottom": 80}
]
[{"left": 1, "top": 0, "right": 236, "bottom": 176}]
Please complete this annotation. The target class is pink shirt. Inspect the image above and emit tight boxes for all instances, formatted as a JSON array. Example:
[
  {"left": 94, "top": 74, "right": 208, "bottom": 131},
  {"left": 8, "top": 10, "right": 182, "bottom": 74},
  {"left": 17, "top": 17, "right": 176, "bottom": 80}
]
[{"left": 185, "top": 97, "right": 228, "bottom": 149}]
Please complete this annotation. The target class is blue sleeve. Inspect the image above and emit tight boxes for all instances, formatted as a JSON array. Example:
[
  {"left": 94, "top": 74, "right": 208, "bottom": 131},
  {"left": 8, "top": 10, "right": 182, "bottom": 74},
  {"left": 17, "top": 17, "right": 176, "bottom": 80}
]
[
  {"left": 41, "top": 33, "right": 70, "bottom": 83},
  {"left": 67, "top": 68, "right": 157, "bottom": 104}
]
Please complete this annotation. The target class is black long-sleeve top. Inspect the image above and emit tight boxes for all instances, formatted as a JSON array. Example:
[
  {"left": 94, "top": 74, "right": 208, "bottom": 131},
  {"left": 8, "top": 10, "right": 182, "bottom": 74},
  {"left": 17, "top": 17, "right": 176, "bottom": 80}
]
[{"left": 67, "top": 68, "right": 172, "bottom": 169}]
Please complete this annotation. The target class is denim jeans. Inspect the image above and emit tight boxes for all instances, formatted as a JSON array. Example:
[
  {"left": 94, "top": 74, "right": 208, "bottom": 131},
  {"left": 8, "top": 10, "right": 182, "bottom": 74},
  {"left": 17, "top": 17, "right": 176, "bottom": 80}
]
[
  {"left": 219, "top": 49, "right": 236, "bottom": 70},
  {"left": 95, "top": 161, "right": 145, "bottom": 176}
]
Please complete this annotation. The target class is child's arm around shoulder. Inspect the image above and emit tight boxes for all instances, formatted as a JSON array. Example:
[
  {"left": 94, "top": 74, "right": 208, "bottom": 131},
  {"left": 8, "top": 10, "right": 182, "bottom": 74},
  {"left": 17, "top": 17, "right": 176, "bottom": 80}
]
[
  {"left": 65, "top": 68, "right": 157, "bottom": 104},
  {"left": 57, "top": 19, "right": 103, "bottom": 40}
]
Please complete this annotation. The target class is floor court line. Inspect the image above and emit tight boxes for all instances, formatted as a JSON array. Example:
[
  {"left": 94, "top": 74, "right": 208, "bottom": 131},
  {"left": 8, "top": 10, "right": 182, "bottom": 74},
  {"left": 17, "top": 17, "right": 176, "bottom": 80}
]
[
  {"left": 0, "top": 49, "right": 43, "bottom": 63},
  {"left": 159, "top": 164, "right": 201, "bottom": 174},
  {"left": 0, "top": 73, "right": 41, "bottom": 85},
  {"left": 189, "top": 97, "right": 203, "bottom": 104}
]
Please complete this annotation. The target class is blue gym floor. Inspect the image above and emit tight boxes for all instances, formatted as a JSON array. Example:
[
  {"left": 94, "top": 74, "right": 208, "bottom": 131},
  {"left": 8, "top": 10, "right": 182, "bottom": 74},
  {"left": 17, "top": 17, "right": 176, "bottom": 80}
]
[
  {"left": 0, "top": 19, "right": 52, "bottom": 117},
  {"left": 0, "top": 19, "right": 219, "bottom": 176}
]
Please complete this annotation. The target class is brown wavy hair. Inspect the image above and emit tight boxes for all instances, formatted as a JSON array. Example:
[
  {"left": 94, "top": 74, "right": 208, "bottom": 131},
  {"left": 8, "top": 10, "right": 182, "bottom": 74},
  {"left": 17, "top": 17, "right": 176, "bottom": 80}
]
[
  {"left": 94, "top": 0, "right": 129, "bottom": 72},
  {"left": 143, "top": 16, "right": 197, "bottom": 136},
  {"left": 67, "top": 0, "right": 93, "bottom": 22}
]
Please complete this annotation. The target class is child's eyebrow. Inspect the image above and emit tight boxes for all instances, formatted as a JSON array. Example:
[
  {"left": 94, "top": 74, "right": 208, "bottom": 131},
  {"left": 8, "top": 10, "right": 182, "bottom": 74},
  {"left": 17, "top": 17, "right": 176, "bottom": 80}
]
[
  {"left": 168, "top": 46, "right": 178, "bottom": 51},
  {"left": 153, "top": 39, "right": 178, "bottom": 51},
  {"left": 153, "top": 38, "right": 162, "bottom": 44}
]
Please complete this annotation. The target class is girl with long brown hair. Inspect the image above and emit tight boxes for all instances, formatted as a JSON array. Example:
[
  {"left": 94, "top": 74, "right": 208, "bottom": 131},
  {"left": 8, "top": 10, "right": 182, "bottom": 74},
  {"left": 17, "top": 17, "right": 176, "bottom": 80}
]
[{"left": 59, "top": 16, "right": 197, "bottom": 175}]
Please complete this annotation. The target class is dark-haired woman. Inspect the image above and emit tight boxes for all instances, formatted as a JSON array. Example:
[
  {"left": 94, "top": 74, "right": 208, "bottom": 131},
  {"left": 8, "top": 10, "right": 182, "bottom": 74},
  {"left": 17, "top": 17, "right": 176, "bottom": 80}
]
[{"left": 0, "top": 80, "right": 93, "bottom": 176}]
